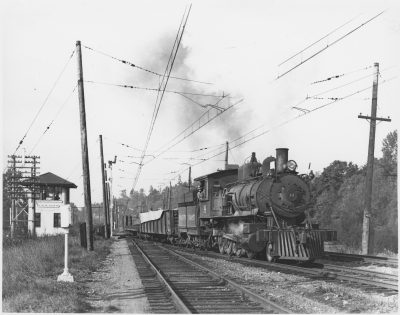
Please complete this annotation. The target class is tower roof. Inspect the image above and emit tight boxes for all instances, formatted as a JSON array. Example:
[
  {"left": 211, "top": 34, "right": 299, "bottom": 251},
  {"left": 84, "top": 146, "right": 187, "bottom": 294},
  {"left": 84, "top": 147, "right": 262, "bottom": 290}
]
[{"left": 37, "top": 172, "right": 77, "bottom": 188}]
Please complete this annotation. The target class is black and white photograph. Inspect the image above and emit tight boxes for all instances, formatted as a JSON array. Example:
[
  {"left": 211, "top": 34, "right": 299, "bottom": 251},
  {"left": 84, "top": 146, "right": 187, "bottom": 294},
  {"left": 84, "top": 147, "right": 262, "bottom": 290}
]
[{"left": 1, "top": 0, "right": 398, "bottom": 313}]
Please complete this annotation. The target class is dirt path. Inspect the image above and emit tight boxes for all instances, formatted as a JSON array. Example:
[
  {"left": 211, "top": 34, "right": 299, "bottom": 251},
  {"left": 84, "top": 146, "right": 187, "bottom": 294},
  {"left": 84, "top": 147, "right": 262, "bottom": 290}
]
[{"left": 85, "top": 238, "right": 150, "bottom": 313}]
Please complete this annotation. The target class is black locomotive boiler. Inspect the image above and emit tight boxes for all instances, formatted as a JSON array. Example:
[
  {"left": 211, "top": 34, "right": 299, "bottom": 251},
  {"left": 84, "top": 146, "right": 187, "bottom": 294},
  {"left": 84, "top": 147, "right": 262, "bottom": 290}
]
[{"left": 140, "top": 148, "right": 336, "bottom": 262}]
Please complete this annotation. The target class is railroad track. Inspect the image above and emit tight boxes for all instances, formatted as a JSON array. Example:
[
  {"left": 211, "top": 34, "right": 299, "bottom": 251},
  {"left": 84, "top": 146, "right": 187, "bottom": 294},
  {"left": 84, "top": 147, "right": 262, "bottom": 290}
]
[
  {"left": 129, "top": 238, "right": 291, "bottom": 314},
  {"left": 324, "top": 252, "right": 398, "bottom": 267},
  {"left": 166, "top": 245, "right": 398, "bottom": 296}
]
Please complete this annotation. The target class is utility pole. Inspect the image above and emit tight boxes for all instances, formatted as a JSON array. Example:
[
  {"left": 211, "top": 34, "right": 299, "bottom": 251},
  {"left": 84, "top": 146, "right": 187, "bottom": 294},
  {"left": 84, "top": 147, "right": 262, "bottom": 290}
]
[
  {"left": 358, "top": 62, "right": 391, "bottom": 255},
  {"left": 76, "top": 40, "right": 94, "bottom": 251},
  {"left": 10, "top": 155, "right": 16, "bottom": 237},
  {"left": 105, "top": 179, "right": 111, "bottom": 236},
  {"left": 99, "top": 135, "right": 109, "bottom": 238},
  {"left": 188, "top": 166, "right": 191, "bottom": 191},
  {"left": 108, "top": 156, "right": 116, "bottom": 236},
  {"left": 168, "top": 181, "right": 172, "bottom": 210},
  {"left": 225, "top": 141, "right": 229, "bottom": 169}
]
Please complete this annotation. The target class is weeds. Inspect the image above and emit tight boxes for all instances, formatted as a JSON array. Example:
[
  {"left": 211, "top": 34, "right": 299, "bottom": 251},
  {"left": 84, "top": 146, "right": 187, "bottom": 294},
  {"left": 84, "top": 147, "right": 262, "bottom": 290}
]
[{"left": 2, "top": 233, "right": 112, "bottom": 312}]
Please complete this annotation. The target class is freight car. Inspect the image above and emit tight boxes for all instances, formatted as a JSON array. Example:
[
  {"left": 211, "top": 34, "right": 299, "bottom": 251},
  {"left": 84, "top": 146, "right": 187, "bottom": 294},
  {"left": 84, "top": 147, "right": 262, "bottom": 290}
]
[
  {"left": 139, "top": 148, "right": 336, "bottom": 262},
  {"left": 139, "top": 208, "right": 178, "bottom": 243}
]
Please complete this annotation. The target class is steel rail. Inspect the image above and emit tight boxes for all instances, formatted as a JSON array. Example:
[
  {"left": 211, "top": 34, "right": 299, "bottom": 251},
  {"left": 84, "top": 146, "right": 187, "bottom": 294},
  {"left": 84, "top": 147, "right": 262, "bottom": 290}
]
[
  {"left": 134, "top": 239, "right": 292, "bottom": 313},
  {"left": 322, "top": 263, "right": 398, "bottom": 281},
  {"left": 325, "top": 252, "right": 398, "bottom": 265},
  {"left": 169, "top": 245, "right": 398, "bottom": 294},
  {"left": 164, "top": 245, "right": 292, "bottom": 314},
  {"left": 132, "top": 239, "right": 192, "bottom": 313}
]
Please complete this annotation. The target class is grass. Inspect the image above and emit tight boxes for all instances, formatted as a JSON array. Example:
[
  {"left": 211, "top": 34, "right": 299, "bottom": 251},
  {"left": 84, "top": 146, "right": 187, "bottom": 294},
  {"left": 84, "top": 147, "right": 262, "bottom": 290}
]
[{"left": 2, "top": 228, "right": 112, "bottom": 313}]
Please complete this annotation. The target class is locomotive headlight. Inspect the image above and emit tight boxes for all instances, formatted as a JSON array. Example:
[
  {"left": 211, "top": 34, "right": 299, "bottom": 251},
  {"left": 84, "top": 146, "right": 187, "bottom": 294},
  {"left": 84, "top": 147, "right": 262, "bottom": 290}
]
[{"left": 287, "top": 160, "right": 297, "bottom": 171}]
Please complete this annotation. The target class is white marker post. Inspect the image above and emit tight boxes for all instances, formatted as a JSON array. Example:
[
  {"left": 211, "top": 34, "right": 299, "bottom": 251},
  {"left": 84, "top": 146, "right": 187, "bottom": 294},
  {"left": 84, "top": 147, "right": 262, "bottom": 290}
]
[{"left": 58, "top": 205, "right": 74, "bottom": 282}]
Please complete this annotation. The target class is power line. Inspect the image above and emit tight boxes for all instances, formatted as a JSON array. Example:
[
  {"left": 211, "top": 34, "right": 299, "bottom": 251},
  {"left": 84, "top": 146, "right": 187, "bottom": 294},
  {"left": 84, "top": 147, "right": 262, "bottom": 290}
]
[
  {"left": 291, "top": 67, "right": 393, "bottom": 110},
  {"left": 13, "top": 49, "right": 75, "bottom": 155},
  {"left": 132, "top": 5, "right": 191, "bottom": 191},
  {"left": 144, "top": 99, "right": 243, "bottom": 166},
  {"left": 278, "top": 14, "right": 360, "bottom": 67},
  {"left": 276, "top": 10, "right": 385, "bottom": 80},
  {"left": 82, "top": 43, "right": 212, "bottom": 86},
  {"left": 103, "top": 136, "right": 143, "bottom": 152},
  {"left": 29, "top": 84, "right": 78, "bottom": 154},
  {"left": 310, "top": 65, "right": 372, "bottom": 84},
  {"left": 84, "top": 80, "right": 228, "bottom": 98},
  {"left": 151, "top": 96, "right": 236, "bottom": 155},
  {"left": 169, "top": 76, "right": 398, "bottom": 183}
]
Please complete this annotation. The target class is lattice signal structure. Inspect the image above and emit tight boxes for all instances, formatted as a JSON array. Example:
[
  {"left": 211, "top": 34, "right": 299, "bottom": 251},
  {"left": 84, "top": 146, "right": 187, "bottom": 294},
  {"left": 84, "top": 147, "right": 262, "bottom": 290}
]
[{"left": 6, "top": 155, "right": 41, "bottom": 237}]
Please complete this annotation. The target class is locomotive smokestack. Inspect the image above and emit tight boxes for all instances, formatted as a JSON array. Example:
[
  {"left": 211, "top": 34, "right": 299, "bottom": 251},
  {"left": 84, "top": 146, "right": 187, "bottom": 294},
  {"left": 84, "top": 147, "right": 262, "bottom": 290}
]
[{"left": 276, "top": 148, "right": 288, "bottom": 173}]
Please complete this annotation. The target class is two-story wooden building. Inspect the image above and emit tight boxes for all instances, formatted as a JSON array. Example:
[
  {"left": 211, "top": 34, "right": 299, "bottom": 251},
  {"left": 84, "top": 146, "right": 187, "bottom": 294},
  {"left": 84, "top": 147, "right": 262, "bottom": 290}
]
[{"left": 31, "top": 172, "right": 77, "bottom": 236}]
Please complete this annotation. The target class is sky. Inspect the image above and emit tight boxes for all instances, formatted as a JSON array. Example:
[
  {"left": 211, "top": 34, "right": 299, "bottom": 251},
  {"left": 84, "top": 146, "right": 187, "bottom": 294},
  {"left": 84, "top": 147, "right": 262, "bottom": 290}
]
[{"left": 2, "top": 0, "right": 399, "bottom": 207}]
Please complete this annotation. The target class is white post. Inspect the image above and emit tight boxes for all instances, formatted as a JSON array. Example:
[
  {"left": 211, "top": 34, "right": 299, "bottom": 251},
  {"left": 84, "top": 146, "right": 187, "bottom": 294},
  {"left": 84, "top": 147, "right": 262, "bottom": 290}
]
[
  {"left": 57, "top": 228, "right": 74, "bottom": 282},
  {"left": 27, "top": 197, "right": 35, "bottom": 236}
]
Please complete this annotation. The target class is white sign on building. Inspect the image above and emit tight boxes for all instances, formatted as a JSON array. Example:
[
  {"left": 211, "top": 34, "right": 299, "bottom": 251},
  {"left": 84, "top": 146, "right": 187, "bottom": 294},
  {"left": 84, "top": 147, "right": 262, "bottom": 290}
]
[{"left": 35, "top": 200, "right": 72, "bottom": 236}]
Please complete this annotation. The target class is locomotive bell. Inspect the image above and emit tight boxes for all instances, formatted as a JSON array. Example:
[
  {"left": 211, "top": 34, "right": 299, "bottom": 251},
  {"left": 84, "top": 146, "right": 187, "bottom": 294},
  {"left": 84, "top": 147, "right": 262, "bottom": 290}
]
[{"left": 276, "top": 148, "right": 289, "bottom": 173}]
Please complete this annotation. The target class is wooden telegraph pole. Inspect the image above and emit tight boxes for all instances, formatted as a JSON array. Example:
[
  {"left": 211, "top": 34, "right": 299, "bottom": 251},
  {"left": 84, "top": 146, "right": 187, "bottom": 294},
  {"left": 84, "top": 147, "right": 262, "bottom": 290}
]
[
  {"left": 358, "top": 62, "right": 391, "bottom": 255},
  {"left": 76, "top": 41, "right": 94, "bottom": 250},
  {"left": 225, "top": 141, "right": 229, "bottom": 169},
  {"left": 99, "top": 135, "right": 109, "bottom": 238},
  {"left": 188, "top": 166, "right": 191, "bottom": 191},
  {"left": 168, "top": 181, "right": 172, "bottom": 210}
]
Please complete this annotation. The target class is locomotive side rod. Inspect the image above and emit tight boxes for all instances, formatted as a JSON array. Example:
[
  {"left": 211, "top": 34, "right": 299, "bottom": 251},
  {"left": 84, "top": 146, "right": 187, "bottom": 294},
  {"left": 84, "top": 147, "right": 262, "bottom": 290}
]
[{"left": 131, "top": 239, "right": 192, "bottom": 314}]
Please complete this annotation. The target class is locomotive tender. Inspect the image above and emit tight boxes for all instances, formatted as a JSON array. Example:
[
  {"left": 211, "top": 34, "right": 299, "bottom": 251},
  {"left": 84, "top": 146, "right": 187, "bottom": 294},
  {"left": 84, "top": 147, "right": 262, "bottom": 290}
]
[{"left": 139, "top": 148, "right": 336, "bottom": 261}]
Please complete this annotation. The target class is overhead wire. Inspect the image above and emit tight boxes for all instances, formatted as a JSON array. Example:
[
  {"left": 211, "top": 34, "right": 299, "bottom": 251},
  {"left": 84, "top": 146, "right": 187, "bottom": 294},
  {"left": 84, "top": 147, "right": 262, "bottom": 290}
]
[
  {"left": 29, "top": 84, "right": 78, "bottom": 154},
  {"left": 276, "top": 10, "right": 385, "bottom": 80},
  {"left": 132, "top": 5, "right": 191, "bottom": 190},
  {"left": 13, "top": 49, "right": 76, "bottom": 155},
  {"left": 82, "top": 44, "right": 212, "bottom": 86},
  {"left": 149, "top": 71, "right": 397, "bottom": 186},
  {"left": 150, "top": 95, "right": 235, "bottom": 155},
  {"left": 278, "top": 14, "right": 360, "bottom": 67},
  {"left": 310, "top": 65, "right": 373, "bottom": 84},
  {"left": 291, "top": 66, "right": 393, "bottom": 110},
  {"left": 103, "top": 136, "right": 143, "bottom": 152},
  {"left": 165, "top": 76, "right": 398, "bottom": 184},
  {"left": 84, "top": 80, "right": 227, "bottom": 98},
  {"left": 143, "top": 99, "right": 243, "bottom": 166}
]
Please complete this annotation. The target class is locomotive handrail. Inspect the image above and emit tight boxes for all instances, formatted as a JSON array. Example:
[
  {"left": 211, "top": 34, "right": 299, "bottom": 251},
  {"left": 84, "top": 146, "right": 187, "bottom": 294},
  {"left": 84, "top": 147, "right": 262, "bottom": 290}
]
[{"left": 269, "top": 205, "right": 281, "bottom": 229}]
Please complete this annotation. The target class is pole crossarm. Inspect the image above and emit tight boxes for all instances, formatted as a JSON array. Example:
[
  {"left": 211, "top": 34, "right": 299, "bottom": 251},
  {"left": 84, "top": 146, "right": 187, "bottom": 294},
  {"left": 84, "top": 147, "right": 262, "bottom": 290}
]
[{"left": 358, "top": 114, "right": 391, "bottom": 122}]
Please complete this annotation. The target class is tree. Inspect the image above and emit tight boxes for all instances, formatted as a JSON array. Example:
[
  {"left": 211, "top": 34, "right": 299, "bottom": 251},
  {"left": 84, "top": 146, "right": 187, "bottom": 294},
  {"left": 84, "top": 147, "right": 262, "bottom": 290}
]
[
  {"left": 381, "top": 130, "right": 397, "bottom": 177},
  {"left": 310, "top": 130, "right": 397, "bottom": 253},
  {"left": 311, "top": 161, "right": 360, "bottom": 227}
]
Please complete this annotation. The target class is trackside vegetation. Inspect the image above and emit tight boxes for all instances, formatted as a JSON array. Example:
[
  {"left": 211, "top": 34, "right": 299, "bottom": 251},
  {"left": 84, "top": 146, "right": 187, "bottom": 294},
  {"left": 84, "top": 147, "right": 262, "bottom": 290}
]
[
  {"left": 2, "top": 227, "right": 112, "bottom": 312},
  {"left": 310, "top": 130, "right": 397, "bottom": 254}
]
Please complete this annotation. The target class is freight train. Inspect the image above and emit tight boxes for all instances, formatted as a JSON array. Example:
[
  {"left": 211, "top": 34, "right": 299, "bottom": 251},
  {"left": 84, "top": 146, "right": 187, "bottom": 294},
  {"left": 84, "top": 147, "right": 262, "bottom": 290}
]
[{"left": 139, "top": 148, "right": 337, "bottom": 262}]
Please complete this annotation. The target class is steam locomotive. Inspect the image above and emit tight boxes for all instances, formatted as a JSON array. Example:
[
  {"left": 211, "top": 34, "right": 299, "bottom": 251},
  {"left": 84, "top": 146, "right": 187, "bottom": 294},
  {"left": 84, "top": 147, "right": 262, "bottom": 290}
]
[{"left": 139, "top": 148, "right": 336, "bottom": 261}]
